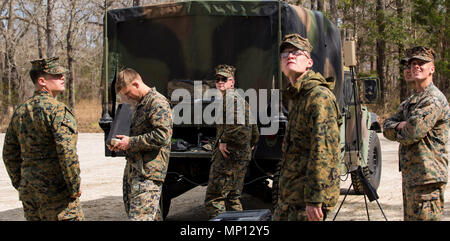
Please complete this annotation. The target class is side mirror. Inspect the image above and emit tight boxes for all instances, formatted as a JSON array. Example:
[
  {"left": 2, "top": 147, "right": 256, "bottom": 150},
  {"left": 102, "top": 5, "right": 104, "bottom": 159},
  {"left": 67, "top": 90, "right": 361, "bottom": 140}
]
[{"left": 359, "top": 77, "right": 380, "bottom": 104}]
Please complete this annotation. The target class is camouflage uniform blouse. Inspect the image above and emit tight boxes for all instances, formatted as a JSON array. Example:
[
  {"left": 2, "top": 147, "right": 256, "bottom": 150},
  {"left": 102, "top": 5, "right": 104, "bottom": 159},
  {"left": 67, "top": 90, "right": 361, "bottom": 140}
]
[
  {"left": 383, "top": 82, "right": 449, "bottom": 187},
  {"left": 279, "top": 70, "right": 341, "bottom": 209},
  {"left": 2, "top": 90, "right": 80, "bottom": 198},
  {"left": 214, "top": 89, "right": 259, "bottom": 160},
  {"left": 126, "top": 88, "right": 173, "bottom": 181}
]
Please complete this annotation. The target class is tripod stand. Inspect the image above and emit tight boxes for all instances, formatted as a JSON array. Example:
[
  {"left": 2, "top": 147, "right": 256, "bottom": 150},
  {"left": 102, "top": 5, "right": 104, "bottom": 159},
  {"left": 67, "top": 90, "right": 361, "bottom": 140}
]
[{"left": 333, "top": 166, "right": 387, "bottom": 221}]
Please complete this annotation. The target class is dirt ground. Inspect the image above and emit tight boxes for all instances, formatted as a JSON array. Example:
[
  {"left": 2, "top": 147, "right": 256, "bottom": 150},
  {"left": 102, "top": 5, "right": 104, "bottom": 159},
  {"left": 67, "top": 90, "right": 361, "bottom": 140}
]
[{"left": 0, "top": 133, "right": 449, "bottom": 221}]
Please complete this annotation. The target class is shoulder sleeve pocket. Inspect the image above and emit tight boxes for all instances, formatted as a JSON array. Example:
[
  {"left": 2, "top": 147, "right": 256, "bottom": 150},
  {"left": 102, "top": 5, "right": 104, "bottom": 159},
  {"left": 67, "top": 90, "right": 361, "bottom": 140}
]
[{"left": 61, "top": 107, "right": 78, "bottom": 134}]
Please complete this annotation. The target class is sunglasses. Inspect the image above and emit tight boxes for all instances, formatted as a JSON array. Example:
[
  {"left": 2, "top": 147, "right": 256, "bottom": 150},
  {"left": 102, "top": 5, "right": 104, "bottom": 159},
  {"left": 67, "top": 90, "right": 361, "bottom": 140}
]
[
  {"left": 216, "top": 76, "right": 229, "bottom": 83},
  {"left": 46, "top": 73, "right": 65, "bottom": 80}
]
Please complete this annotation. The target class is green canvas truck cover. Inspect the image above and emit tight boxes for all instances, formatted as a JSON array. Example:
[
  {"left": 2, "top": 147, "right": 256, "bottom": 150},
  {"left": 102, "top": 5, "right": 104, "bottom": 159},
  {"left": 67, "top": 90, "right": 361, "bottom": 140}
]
[{"left": 102, "top": 0, "right": 343, "bottom": 117}]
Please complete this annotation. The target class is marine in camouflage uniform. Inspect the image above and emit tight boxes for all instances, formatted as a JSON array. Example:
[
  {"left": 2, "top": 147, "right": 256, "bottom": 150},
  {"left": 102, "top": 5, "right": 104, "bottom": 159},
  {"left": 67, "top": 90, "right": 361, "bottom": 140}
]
[
  {"left": 272, "top": 34, "right": 340, "bottom": 221},
  {"left": 399, "top": 48, "right": 415, "bottom": 101},
  {"left": 400, "top": 48, "right": 414, "bottom": 83},
  {"left": 383, "top": 47, "right": 449, "bottom": 221},
  {"left": 111, "top": 68, "right": 173, "bottom": 221},
  {"left": 2, "top": 57, "right": 84, "bottom": 221},
  {"left": 204, "top": 64, "right": 260, "bottom": 219}
]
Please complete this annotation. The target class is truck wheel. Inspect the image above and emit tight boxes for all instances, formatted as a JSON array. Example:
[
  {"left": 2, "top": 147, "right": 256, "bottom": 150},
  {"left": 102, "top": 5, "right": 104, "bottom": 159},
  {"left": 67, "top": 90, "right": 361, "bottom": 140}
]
[{"left": 351, "top": 131, "right": 382, "bottom": 194}]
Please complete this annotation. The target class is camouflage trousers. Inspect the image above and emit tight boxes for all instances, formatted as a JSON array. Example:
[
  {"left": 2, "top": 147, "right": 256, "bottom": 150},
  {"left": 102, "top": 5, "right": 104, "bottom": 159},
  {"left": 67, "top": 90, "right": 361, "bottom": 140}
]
[
  {"left": 204, "top": 151, "right": 250, "bottom": 219},
  {"left": 19, "top": 189, "right": 84, "bottom": 221},
  {"left": 272, "top": 202, "right": 329, "bottom": 221},
  {"left": 402, "top": 180, "right": 446, "bottom": 221},
  {"left": 123, "top": 164, "right": 163, "bottom": 221}
]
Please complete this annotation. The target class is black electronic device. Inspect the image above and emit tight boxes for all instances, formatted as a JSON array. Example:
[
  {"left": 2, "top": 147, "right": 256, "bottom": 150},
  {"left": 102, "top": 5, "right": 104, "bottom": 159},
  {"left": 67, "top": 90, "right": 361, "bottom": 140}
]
[
  {"left": 106, "top": 103, "right": 132, "bottom": 146},
  {"left": 209, "top": 209, "right": 272, "bottom": 221}
]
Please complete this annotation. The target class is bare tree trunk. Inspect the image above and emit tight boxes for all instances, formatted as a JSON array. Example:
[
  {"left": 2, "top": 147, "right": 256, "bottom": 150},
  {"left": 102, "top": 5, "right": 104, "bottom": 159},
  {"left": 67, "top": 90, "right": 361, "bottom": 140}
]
[
  {"left": 7, "top": 49, "right": 20, "bottom": 105},
  {"left": 294, "top": 0, "right": 303, "bottom": 6},
  {"left": 66, "top": 0, "right": 77, "bottom": 110},
  {"left": 330, "top": 0, "right": 338, "bottom": 25},
  {"left": 352, "top": 0, "right": 357, "bottom": 38},
  {"left": 317, "top": 0, "right": 324, "bottom": 11},
  {"left": 310, "top": 0, "right": 315, "bottom": 10},
  {"left": 2, "top": 0, "right": 22, "bottom": 113},
  {"left": 370, "top": 55, "right": 375, "bottom": 72},
  {"left": 0, "top": 49, "right": 4, "bottom": 115},
  {"left": 4, "top": 0, "right": 15, "bottom": 110},
  {"left": 437, "top": 2, "right": 447, "bottom": 92},
  {"left": 442, "top": 3, "right": 448, "bottom": 91},
  {"left": 396, "top": 0, "right": 408, "bottom": 102},
  {"left": 46, "top": 0, "right": 55, "bottom": 57},
  {"left": 37, "top": 24, "right": 44, "bottom": 59},
  {"left": 376, "top": 0, "right": 386, "bottom": 108},
  {"left": 357, "top": 36, "right": 364, "bottom": 74}
]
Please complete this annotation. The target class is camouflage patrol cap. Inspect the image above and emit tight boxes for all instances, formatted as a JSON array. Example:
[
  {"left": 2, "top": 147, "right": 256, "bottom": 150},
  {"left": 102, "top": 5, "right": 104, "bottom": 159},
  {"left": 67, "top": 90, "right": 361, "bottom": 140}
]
[
  {"left": 30, "top": 57, "right": 68, "bottom": 75},
  {"left": 215, "top": 64, "right": 236, "bottom": 78},
  {"left": 280, "top": 33, "right": 313, "bottom": 53},
  {"left": 400, "top": 48, "right": 413, "bottom": 65},
  {"left": 408, "top": 46, "right": 436, "bottom": 63}
]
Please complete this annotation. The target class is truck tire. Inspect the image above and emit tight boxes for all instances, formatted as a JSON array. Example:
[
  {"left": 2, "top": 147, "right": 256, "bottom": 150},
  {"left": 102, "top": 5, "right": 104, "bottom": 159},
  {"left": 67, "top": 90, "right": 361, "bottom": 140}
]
[{"left": 351, "top": 131, "right": 382, "bottom": 194}]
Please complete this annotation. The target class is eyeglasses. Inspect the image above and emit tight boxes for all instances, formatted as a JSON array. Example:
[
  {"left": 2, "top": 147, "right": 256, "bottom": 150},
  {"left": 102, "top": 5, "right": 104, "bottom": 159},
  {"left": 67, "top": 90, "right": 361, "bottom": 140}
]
[
  {"left": 280, "top": 49, "right": 307, "bottom": 59},
  {"left": 216, "top": 76, "right": 229, "bottom": 83}
]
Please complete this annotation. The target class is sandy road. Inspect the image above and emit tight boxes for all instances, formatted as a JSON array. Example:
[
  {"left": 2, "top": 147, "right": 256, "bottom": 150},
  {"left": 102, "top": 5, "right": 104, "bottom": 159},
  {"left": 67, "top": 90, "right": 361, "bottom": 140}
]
[{"left": 0, "top": 133, "right": 449, "bottom": 221}]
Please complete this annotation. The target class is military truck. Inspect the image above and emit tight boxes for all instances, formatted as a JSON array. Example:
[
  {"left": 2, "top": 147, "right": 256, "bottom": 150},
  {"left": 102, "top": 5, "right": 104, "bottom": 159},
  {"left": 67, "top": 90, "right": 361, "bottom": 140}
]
[{"left": 99, "top": 0, "right": 383, "bottom": 219}]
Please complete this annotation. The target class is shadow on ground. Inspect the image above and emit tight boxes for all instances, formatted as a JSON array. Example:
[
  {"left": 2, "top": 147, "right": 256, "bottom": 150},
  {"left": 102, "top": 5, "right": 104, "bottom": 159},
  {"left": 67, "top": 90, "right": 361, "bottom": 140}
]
[
  {"left": 1, "top": 194, "right": 449, "bottom": 221},
  {"left": 0, "top": 196, "right": 127, "bottom": 221}
]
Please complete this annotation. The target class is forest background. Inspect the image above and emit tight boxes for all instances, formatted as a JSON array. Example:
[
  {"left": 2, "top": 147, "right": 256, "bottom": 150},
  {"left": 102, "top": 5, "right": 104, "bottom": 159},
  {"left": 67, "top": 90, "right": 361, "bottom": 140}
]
[{"left": 0, "top": 0, "right": 448, "bottom": 132}]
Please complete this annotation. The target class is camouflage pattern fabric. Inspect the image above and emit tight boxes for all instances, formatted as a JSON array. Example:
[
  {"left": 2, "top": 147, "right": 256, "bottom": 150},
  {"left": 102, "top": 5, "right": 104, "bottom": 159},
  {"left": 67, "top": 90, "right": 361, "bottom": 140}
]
[
  {"left": 21, "top": 193, "right": 84, "bottom": 221},
  {"left": 400, "top": 47, "right": 414, "bottom": 65},
  {"left": 272, "top": 204, "right": 329, "bottom": 221},
  {"left": 279, "top": 33, "right": 313, "bottom": 53},
  {"left": 204, "top": 151, "right": 250, "bottom": 219},
  {"left": 215, "top": 64, "right": 236, "bottom": 78},
  {"left": 123, "top": 167, "right": 163, "bottom": 221},
  {"left": 123, "top": 87, "right": 173, "bottom": 221},
  {"left": 383, "top": 82, "right": 449, "bottom": 186},
  {"left": 402, "top": 180, "right": 445, "bottom": 221},
  {"left": 104, "top": 1, "right": 344, "bottom": 111},
  {"left": 401, "top": 45, "right": 435, "bottom": 66},
  {"left": 30, "top": 57, "right": 68, "bottom": 75},
  {"left": 2, "top": 90, "right": 83, "bottom": 221},
  {"left": 383, "top": 82, "right": 449, "bottom": 220},
  {"left": 205, "top": 89, "right": 259, "bottom": 219},
  {"left": 213, "top": 89, "right": 259, "bottom": 160},
  {"left": 408, "top": 46, "right": 436, "bottom": 63},
  {"left": 123, "top": 163, "right": 163, "bottom": 220},
  {"left": 126, "top": 87, "right": 173, "bottom": 181},
  {"left": 273, "top": 70, "right": 341, "bottom": 221}
]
